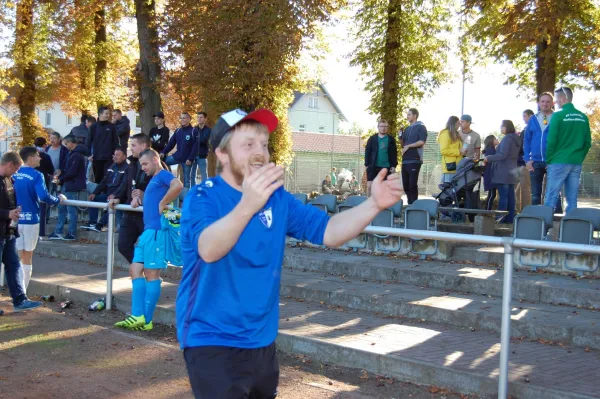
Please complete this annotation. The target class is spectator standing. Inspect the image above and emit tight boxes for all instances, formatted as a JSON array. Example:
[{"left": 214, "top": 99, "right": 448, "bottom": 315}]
[
  {"left": 437, "top": 116, "right": 463, "bottom": 183},
  {"left": 149, "top": 112, "right": 170, "bottom": 153},
  {"left": 87, "top": 107, "right": 120, "bottom": 183},
  {"left": 400, "top": 108, "right": 427, "bottom": 204},
  {"left": 70, "top": 115, "right": 91, "bottom": 145},
  {"left": 86, "top": 115, "right": 96, "bottom": 129},
  {"left": 0, "top": 151, "right": 42, "bottom": 311},
  {"left": 544, "top": 87, "right": 591, "bottom": 214},
  {"left": 364, "top": 119, "right": 398, "bottom": 196},
  {"left": 482, "top": 135, "right": 499, "bottom": 210},
  {"left": 33, "top": 137, "right": 54, "bottom": 237},
  {"left": 523, "top": 92, "right": 562, "bottom": 213},
  {"left": 191, "top": 111, "right": 212, "bottom": 184},
  {"left": 330, "top": 167, "right": 338, "bottom": 186},
  {"left": 45, "top": 132, "right": 68, "bottom": 195},
  {"left": 14, "top": 147, "right": 64, "bottom": 291},
  {"left": 161, "top": 112, "right": 196, "bottom": 188},
  {"left": 113, "top": 109, "right": 131, "bottom": 150},
  {"left": 49, "top": 135, "right": 87, "bottom": 241},
  {"left": 484, "top": 121, "right": 521, "bottom": 224},
  {"left": 83, "top": 148, "right": 128, "bottom": 232},
  {"left": 515, "top": 110, "right": 534, "bottom": 212},
  {"left": 459, "top": 115, "right": 482, "bottom": 160}
]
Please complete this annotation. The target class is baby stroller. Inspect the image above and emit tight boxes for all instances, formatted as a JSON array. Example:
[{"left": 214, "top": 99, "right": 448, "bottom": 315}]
[{"left": 434, "top": 158, "right": 485, "bottom": 221}]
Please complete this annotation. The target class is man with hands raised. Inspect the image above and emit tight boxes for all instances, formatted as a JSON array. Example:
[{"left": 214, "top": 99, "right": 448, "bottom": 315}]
[{"left": 177, "top": 108, "right": 404, "bottom": 399}]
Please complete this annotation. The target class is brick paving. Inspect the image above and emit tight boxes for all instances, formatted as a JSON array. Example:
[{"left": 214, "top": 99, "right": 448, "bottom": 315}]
[{"left": 26, "top": 254, "right": 600, "bottom": 398}]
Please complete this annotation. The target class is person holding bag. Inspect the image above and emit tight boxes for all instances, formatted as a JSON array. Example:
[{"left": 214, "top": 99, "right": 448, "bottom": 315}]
[{"left": 437, "top": 116, "right": 464, "bottom": 183}]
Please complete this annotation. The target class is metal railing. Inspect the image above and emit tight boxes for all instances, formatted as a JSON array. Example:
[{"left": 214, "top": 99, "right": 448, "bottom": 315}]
[{"left": 51, "top": 200, "right": 600, "bottom": 399}]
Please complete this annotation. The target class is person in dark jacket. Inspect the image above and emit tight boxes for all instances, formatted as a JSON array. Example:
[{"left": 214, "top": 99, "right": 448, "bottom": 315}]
[
  {"left": 364, "top": 119, "right": 398, "bottom": 196},
  {"left": 110, "top": 133, "right": 168, "bottom": 263},
  {"left": 87, "top": 106, "right": 120, "bottom": 184},
  {"left": 399, "top": 108, "right": 427, "bottom": 205},
  {"left": 0, "top": 151, "right": 42, "bottom": 311},
  {"left": 49, "top": 135, "right": 87, "bottom": 240},
  {"left": 113, "top": 109, "right": 131, "bottom": 150},
  {"left": 149, "top": 112, "right": 170, "bottom": 153},
  {"left": 161, "top": 112, "right": 196, "bottom": 188},
  {"left": 83, "top": 148, "right": 128, "bottom": 232},
  {"left": 191, "top": 111, "right": 212, "bottom": 184},
  {"left": 484, "top": 120, "right": 521, "bottom": 224},
  {"left": 482, "top": 135, "right": 499, "bottom": 211},
  {"left": 70, "top": 115, "right": 91, "bottom": 145},
  {"left": 45, "top": 132, "right": 69, "bottom": 193},
  {"left": 34, "top": 137, "right": 55, "bottom": 237}
]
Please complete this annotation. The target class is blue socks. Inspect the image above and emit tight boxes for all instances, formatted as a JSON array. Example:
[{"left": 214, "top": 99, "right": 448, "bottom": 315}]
[
  {"left": 131, "top": 277, "right": 146, "bottom": 317},
  {"left": 144, "top": 279, "right": 162, "bottom": 323}
]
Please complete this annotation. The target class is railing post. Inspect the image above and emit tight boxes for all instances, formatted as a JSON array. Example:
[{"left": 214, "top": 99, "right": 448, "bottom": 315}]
[
  {"left": 105, "top": 207, "right": 116, "bottom": 310},
  {"left": 498, "top": 237, "right": 515, "bottom": 399}
]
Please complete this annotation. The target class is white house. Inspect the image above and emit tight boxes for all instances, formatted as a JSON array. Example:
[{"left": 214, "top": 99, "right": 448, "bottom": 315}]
[{"left": 288, "top": 84, "right": 348, "bottom": 134}]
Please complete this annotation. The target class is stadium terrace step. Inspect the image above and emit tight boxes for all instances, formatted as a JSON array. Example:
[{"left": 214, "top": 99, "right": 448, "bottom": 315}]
[{"left": 25, "top": 255, "right": 600, "bottom": 399}]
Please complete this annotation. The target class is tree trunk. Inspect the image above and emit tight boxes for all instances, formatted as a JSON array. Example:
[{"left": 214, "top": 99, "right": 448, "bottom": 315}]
[
  {"left": 15, "top": 0, "right": 42, "bottom": 145},
  {"left": 94, "top": 7, "right": 109, "bottom": 108},
  {"left": 135, "top": 0, "right": 163, "bottom": 135},
  {"left": 535, "top": 34, "right": 560, "bottom": 98},
  {"left": 381, "top": 0, "right": 401, "bottom": 134}
]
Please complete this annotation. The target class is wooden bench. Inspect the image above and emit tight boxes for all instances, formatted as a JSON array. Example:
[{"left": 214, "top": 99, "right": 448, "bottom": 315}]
[{"left": 438, "top": 207, "right": 509, "bottom": 236}]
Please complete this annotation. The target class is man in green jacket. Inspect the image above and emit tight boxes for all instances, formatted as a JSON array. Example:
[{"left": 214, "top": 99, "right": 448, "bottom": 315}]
[{"left": 544, "top": 87, "right": 591, "bottom": 214}]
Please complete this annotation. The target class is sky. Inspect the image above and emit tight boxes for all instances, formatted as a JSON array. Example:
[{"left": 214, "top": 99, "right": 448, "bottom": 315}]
[{"left": 319, "top": 14, "right": 597, "bottom": 137}]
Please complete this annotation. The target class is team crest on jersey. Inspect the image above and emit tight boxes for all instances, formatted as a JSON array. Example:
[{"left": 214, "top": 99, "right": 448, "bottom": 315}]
[
  {"left": 258, "top": 208, "right": 273, "bottom": 228},
  {"left": 185, "top": 135, "right": 191, "bottom": 140},
  {"left": 204, "top": 180, "right": 213, "bottom": 188}
]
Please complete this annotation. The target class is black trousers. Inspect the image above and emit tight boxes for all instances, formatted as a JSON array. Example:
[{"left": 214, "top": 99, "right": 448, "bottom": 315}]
[
  {"left": 401, "top": 163, "right": 421, "bottom": 205},
  {"left": 92, "top": 159, "right": 113, "bottom": 184},
  {"left": 117, "top": 213, "right": 144, "bottom": 263},
  {"left": 184, "top": 343, "right": 279, "bottom": 399}
]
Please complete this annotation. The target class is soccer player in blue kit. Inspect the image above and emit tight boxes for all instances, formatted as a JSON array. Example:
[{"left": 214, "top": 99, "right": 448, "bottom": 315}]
[
  {"left": 177, "top": 108, "right": 404, "bottom": 398},
  {"left": 114, "top": 148, "right": 182, "bottom": 331}
]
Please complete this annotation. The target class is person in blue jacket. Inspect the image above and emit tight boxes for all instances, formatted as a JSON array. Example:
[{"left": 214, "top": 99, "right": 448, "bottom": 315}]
[
  {"left": 523, "top": 92, "right": 562, "bottom": 213},
  {"left": 160, "top": 112, "right": 196, "bottom": 188},
  {"left": 49, "top": 135, "right": 87, "bottom": 241},
  {"left": 14, "top": 147, "right": 65, "bottom": 292},
  {"left": 177, "top": 108, "right": 404, "bottom": 398},
  {"left": 190, "top": 111, "right": 211, "bottom": 184}
]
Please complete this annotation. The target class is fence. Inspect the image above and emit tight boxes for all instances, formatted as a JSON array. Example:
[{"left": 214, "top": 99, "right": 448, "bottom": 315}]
[{"left": 33, "top": 199, "right": 600, "bottom": 399}]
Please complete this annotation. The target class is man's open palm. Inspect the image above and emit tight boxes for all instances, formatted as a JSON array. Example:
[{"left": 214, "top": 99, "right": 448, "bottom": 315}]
[{"left": 370, "top": 168, "right": 404, "bottom": 210}]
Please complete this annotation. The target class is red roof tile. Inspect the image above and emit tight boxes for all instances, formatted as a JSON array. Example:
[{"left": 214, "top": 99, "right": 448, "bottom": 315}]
[{"left": 292, "top": 131, "right": 365, "bottom": 155}]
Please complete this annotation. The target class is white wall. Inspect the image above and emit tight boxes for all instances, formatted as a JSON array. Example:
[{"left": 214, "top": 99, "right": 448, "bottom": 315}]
[{"left": 288, "top": 89, "right": 342, "bottom": 134}]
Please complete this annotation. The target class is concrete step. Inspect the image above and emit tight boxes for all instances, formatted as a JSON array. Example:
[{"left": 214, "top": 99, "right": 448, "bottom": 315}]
[
  {"left": 451, "top": 245, "right": 505, "bottom": 265},
  {"left": 283, "top": 247, "right": 600, "bottom": 310},
  {"left": 438, "top": 222, "right": 513, "bottom": 237},
  {"left": 280, "top": 268, "right": 600, "bottom": 351},
  {"left": 25, "top": 255, "right": 600, "bottom": 399}
]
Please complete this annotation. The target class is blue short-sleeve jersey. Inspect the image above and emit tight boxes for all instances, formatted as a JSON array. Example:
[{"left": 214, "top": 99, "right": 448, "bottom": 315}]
[
  {"left": 143, "top": 170, "right": 175, "bottom": 230},
  {"left": 176, "top": 176, "right": 330, "bottom": 349}
]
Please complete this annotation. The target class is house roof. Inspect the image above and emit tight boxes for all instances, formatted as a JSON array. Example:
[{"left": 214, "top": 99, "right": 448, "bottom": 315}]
[
  {"left": 292, "top": 131, "right": 364, "bottom": 155},
  {"left": 290, "top": 83, "right": 348, "bottom": 122}
]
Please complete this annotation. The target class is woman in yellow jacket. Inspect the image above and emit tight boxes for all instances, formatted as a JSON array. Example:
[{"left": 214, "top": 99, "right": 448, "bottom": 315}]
[{"left": 437, "top": 116, "right": 464, "bottom": 183}]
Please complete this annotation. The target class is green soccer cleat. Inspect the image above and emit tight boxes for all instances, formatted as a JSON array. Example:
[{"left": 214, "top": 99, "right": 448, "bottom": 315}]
[
  {"left": 114, "top": 314, "right": 146, "bottom": 329},
  {"left": 131, "top": 321, "right": 153, "bottom": 331}
]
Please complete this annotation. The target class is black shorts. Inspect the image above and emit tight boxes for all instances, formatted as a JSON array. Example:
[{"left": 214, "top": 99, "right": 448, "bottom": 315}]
[
  {"left": 366, "top": 166, "right": 391, "bottom": 181},
  {"left": 183, "top": 343, "right": 279, "bottom": 399}
]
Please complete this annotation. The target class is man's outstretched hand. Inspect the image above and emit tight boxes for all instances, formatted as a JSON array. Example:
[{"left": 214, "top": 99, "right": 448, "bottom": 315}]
[{"left": 370, "top": 168, "right": 404, "bottom": 210}]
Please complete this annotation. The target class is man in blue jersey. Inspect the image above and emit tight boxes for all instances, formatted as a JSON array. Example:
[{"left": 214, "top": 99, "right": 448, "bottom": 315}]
[
  {"left": 14, "top": 147, "right": 66, "bottom": 291},
  {"left": 177, "top": 108, "right": 404, "bottom": 398},
  {"left": 114, "top": 148, "right": 182, "bottom": 331}
]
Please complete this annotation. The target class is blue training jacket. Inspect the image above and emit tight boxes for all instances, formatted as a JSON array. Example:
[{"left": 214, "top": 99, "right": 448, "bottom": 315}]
[
  {"left": 161, "top": 125, "right": 196, "bottom": 164},
  {"left": 523, "top": 114, "right": 551, "bottom": 163},
  {"left": 14, "top": 166, "right": 59, "bottom": 224}
]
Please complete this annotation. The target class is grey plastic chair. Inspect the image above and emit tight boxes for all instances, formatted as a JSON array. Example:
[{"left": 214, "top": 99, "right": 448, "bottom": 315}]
[
  {"left": 560, "top": 208, "right": 600, "bottom": 274},
  {"left": 372, "top": 208, "right": 401, "bottom": 252},
  {"left": 337, "top": 195, "right": 368, "bottom": 213},
  {"left": 404, "top": 199, "right": 439, "bottom": 256},
  {"left": 390, "top": 200, "right": 403, "bottom": 219},
  {"left": 309, "top": 194, "right": 337, "bottom": 213},
  {"left": 513, "top": 205, "right": 553, "bottom": 270},
  {"left": 292, "top": 193, "right": 308, "bottom": 205}
]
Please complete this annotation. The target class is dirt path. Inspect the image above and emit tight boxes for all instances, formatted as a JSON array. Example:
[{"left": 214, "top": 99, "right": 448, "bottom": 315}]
[{"left": 0, "top": 290, "right": 477, "bottom": 399}]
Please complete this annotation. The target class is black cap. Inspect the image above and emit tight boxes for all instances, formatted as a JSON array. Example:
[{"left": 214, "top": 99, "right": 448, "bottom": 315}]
[
  {"left": 210, "top": 109, "right": 278, "bottom": 150},
  {"left": 153, "top": 112, "right": 165, "bottom": 119}
]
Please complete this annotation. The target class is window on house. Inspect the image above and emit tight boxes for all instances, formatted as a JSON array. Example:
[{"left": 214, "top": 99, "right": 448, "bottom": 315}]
[
  {"left": 299, "top": 124, "right": 306, "bottom": 132},
  {"left": 319, "top": 126, "right": 325, "bottom": 133},
  {"left": 308, "top": 97, "right": 319, "bottom": 109},
  {"left": 67, "top": 115, "right": 73, "bottom": 125},
  {"left": 45, "top": 112, "right": 51, "bottom": 127}
]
